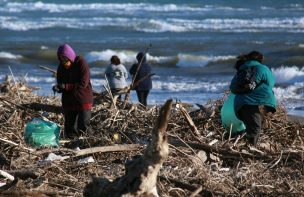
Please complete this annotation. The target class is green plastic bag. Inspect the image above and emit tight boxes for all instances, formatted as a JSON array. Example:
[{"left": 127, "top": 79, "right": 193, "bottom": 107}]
[
  {"left": 24, "top": 118, "right": 60, "bottom": 147},
  {"left": 221, "top": 93, "right": 246, "bottom": 134}
]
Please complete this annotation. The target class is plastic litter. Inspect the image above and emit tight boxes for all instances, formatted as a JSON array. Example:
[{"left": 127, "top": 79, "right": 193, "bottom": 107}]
[
  {"left": 221, "top": 93, "right": 246, "bottom": 133},
  {"left": 78, "top": 156, "right": 95, "bottom": 164},
  {"left": 24, "top": 118, "right": 60, "bottom": 147},
  {"left": 45, "top": 153, "right": 64, "bottom": 161}
]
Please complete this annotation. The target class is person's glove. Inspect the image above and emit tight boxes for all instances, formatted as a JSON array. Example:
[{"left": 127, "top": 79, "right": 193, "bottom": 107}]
[{"left": 52, "top": 84, "right": 65, "bottom": 93}]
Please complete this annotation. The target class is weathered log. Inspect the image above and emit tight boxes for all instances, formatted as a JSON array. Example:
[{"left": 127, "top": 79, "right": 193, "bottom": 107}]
[
  {"left": 84, "top": 99, "right": 172, "bottom": 197},
  {"left": 22, "top": 102, "right": 62, "bottom": 114},
  {"left": 76, "top": 144, "right": 142, "bottom": 157},
  {"left": 7, "top": 169, "right": 40, "bottom": 180}
]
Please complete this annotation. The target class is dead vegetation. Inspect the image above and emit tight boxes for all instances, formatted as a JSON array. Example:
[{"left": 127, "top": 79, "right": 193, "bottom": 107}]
[{"left": 0, "top": 77, "right": 303, "bottom": 197}]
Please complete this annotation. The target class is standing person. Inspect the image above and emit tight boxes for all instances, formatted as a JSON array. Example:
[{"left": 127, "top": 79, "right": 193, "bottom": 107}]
[
  {"left": 129, "top": 52, "right": 152, "bottom": 107},
  {"left": 52, "top": 44, "right": 93, "bottom": 139},
  {"left": 230, "top": 51, "right": 276, "bottom": 145},
  {"left": 105, "top": 55, "right": 128, "bottom": 100}
]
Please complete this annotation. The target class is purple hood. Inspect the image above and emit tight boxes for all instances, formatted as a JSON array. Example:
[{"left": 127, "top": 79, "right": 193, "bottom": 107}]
[{"left": 57, "top": 44, "right": 76, "bottom": 62}]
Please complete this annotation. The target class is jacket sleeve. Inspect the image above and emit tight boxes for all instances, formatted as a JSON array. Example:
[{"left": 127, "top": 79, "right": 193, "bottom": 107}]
[
  {"left": 229, "top": 74, "right": 238, "bottom": 93},
  {"left": 56, "top": 65, "right": 62, "bottom": 84}
]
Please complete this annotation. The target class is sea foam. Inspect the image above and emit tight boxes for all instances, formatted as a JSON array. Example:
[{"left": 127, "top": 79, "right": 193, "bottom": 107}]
[
  {"left": 85, "top": 50, "right": 233, "bottom": 67},
  {"left": 272, "top": 66, "right": 304, "bottom": 84},
  {"left": 0, "top": 51, "right": 22, "bottom": 59}
]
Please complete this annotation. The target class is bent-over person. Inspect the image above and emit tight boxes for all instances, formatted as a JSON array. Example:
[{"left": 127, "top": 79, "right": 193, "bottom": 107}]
[{"left": 53, "top": 44, "right": 93, "bottom": 139}]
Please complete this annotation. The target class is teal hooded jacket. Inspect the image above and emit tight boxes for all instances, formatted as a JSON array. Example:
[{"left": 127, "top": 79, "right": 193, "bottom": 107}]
[{"left": 230, "top": 60, "right": 277, "bottom": 113}]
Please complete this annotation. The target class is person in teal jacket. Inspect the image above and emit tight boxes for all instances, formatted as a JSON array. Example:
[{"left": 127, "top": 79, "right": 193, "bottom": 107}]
[{"left": 230, "top": 51, "right": 276, "bottom": 145}]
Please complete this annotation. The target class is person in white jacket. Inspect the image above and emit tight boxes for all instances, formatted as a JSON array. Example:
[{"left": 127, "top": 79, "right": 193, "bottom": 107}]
[{"left": 105, "top": 55, "right": 128, "bottom": 100}]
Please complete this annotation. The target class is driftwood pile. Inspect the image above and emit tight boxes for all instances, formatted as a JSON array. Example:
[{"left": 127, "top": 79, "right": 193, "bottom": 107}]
[{"left": 0, "top": 78, "right": 303, "bottom": 197}]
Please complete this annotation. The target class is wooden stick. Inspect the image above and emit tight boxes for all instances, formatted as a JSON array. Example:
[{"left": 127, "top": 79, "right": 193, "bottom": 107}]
[
  {"left": 8, "top": 66, "right": 21, "bottom": 101},
  {"left": 37, "top": 65, "right": 57, "bottom": 76},
  {"left": 0, "top": 170, "right": 15, "bottom": 181},
  {"left": 179, "top": 103, "right": 201, "bottom": 137},
  {"left": 0, "top": 137, "right": 34, "bottom": 152},
  {"left": 75, "top": 144, "right": 142, "bottom": 157},
  {"left": 104, "top": 74, "right": 117, "bottom": 109}
]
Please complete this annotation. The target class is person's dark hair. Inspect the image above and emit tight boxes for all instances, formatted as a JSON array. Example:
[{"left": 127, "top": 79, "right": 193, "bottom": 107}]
[
  {"left": 136, "top": 52, "right": 146, "bottom": 63},
  {"left": 234, "top": 54, "right": 247, "bottom": 70},
  {"left": 111, "top": 55, "right": 121, "bottom": 65},
  {"left": 246, "top": 51, "right": 264, "bottom": 63},
  {"left": 234, "top": 51, "right": 264, "bottom": 70}
]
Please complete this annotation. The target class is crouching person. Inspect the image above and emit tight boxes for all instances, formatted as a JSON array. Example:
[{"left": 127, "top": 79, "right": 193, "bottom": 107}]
[
  {"left": 53, "top": 44, "right": 93, "bottom": 139},
  {"left": 230, "top": 51, "right": 276, "bottom": 146}
]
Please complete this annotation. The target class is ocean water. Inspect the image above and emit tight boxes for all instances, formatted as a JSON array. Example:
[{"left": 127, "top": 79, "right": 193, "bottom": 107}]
[{"left": 0, "top": 0, "right": 303, "bottom": 116}]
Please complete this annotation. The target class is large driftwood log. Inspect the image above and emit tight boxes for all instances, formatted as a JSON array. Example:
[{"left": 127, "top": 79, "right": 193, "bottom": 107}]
[{"left": 84, "top": 99, "right": 173, "bottom": 197}]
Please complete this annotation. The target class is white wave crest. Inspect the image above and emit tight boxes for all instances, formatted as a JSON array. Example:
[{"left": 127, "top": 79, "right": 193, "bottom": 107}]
[
  {"left": 1, "top": 14, "right": 304, "bottom": 33},
  {"left": 176, "top": 54, "right": 234, "bottom": 67},
  {"left": 0, "top": 51, "right": 22, "bottom": 59},
  {"left": 85, "top": 49, "right": 234, "bottom": 67},
  {"left": 86, "top": 50, "right": 137, "bottom": 64},
  {"left": 85, "top": 49, "right": 175, "bottom": 65},
  {"left": 273, "top": 82, "right": 304, "bottom": 102},
  {"left": 153, "top": 80, "right": 229, "bottom": 92},
  {"left": 272, "top": 66, "right": 304, "bottom": 84},
  {"left": 1, "top": 2, "right": 248, "bottom": 13}
]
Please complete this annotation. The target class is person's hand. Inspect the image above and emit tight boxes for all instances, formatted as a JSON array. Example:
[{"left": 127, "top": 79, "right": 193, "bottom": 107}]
[{"left": 52, "top": 84, "right": 64, "bottom": 93}]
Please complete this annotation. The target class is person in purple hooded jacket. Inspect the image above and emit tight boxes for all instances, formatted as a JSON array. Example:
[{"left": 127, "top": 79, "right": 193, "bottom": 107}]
[
  {"left": 129, "top": 52, "right": 152, "bottom": 107},
  {"left": 52, "top": 44, "right": 93, "bottom": 139}
]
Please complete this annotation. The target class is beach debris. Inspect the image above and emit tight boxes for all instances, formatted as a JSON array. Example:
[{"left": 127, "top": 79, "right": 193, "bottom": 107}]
[
  {"left": 45, "top": 153, "right": 64, "bottom": 161},
  {"left": 78, "top": 156, "right": 95, "bottom": 164},
  {"left": 0, "top": 80, "right": 303, "bottom": 196},
  {"left": 84, "top": 99, "right": 172, "bottom": 197}
]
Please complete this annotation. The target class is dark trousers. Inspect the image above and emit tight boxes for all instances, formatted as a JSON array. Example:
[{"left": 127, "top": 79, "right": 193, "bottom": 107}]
[
  {"left": 64, "top": 110, "right": 91, "bottom": 139},
  {"left": 237, "top": 105, "right": 262, "bottom": 145},
  {"left": 136, "top": 90, "right": 149, "bottom": 107}
]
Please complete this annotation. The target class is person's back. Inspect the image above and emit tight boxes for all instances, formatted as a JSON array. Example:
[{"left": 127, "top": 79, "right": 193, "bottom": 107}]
[
  {"left": 130, "top": 62, "right": 152, "bottom": 91},
  {"left": 105, "top": 55, "right": 128, "bottom": 101},
  {"left": 105, "top": 63, "right": 128, "bottom": 89},
  {"left": 231, "top": 60, "right": 276, "bottom": 113}
]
